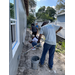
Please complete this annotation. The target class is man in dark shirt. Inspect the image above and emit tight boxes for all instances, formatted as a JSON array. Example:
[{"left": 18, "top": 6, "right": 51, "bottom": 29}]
[{"left": 30, "top": 24, "right": 37, "bottom": 37}]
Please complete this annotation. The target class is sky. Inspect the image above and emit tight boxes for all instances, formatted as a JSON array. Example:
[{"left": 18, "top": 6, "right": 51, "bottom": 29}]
[
  {"left": 10, "top": 0, "right": 57, "bottom": 12},
  {"left": 36, "top": 0, "right": 57, "bottom": 12},
  {"left": 10, "top": 0, "right": 14, "bottom": 3}
]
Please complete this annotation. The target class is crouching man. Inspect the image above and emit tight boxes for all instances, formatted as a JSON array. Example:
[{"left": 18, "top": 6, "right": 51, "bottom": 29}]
[{"left": 29, "top": 35, "right": 38, "bottom": 50}]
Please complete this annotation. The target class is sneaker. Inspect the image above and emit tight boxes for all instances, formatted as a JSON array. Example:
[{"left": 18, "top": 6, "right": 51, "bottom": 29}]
[
  {"left": 48, "top": 66, "right": 52, "bottom": 70},
  {"left": 31, "top": 47, "right": 36, "bottom": 50},
  {"left": 39, "top": 62, "right": 43, "bottom": 67},
  {"left": 31, "top": 47, "right": 34, "bottom": 49},
  {"left": 48, "top": 66, "right": 56, "bottom": 74}
]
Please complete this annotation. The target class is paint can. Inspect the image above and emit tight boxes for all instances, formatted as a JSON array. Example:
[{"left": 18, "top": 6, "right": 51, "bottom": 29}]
[{"left": 31, "top": 56, "right": 40, "bottom": 70}]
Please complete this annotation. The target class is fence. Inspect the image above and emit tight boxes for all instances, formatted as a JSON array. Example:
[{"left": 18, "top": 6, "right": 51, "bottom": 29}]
[
  {"left": 51, "top": 22, "right": 65, "bottom": 39},
  {"left": 37, "top": 21, "right": 65, "bottom": 39}
]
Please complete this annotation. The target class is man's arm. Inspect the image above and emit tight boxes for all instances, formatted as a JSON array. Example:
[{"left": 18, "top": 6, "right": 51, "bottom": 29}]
[
  {"left": 38, "top": 26, "right": 43, "bottom": 43},
  {"left": 37, "top": 34, "right": 42, "bottom": 43},
  {"left": 56, "top": 26, "right": 63, "bottom": 33}
]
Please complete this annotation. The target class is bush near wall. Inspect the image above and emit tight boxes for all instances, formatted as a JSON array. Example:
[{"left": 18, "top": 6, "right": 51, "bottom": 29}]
[{"left": 27, "top": 14, "right": 35, "bottom": 25}]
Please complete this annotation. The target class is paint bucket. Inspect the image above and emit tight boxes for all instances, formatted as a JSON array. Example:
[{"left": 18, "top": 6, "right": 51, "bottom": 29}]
[{"left": 31, "top": 56, "right": 40, "bottom": 70}]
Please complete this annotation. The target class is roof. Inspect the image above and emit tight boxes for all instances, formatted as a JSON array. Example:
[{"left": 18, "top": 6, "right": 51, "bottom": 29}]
[
  {"left": 57, "top": 12, "right": 65, "bottom": 17},
  {"left": 24, "top": 0, "right": 29, "bottom": 16}
]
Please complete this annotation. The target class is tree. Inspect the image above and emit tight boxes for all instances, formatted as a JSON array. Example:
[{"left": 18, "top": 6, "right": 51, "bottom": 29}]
[
  {"left": 39, "top": 13, "right": 50, "bottom": 21},
  {"left": 27, "top": 0, "right": 36, "bottom": 26},
  {"left": 46, "top": 6, "right": 56, "bottom": 17},
  {"left": 28, "top": 0, "right": 36, "bottom": 17},
  {"left": 36, "top": 6, "right": 46, "bottom": 19},
  {"left": 27, "top": 14, "right": 35, "bottom": 25},
  {"left": 10, "top": 3, "right": 14, "bottom": 18},
  {"left": 56, "top": 0, "right": 65, "bottom": 13},
  {"left": 36, "top": 12, "right": 41, "bottom": 19},
  {"left": 36, "top": 6, "right": 56, "bottom": 22},
  {"left": 29, "top": 0, "right": 36, "bottom": 13},
  {"left": 29, "top": 0, "right": 36, "bottom": 8},
  {"left": 38, "top": 6, "right": 45, "bottom": 13}
]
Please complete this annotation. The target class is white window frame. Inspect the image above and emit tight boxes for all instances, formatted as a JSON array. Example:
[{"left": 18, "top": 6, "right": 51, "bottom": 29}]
[
  {"left": 10, "top": 19, "right": 16, "bottom": 44},
  {"left": 10, "top": 0, "right": 20, "bottom": 57}
]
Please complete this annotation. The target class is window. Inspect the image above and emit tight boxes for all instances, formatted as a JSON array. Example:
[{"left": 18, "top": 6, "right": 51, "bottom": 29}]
[
  {"left": 10, "top": 0, "right": 16, "bottom": 42},
  {"left": 10, "top": 0, "right": 19, "bottom": 57},
  {"left": 11, "top": 24, "right": 15, "bottom": 42},
  {"left": 10, "top": 19, "right": 16, "bottom": 43},
  {"left": 10, "top": 0, "right": 16, "bottom": 19}
]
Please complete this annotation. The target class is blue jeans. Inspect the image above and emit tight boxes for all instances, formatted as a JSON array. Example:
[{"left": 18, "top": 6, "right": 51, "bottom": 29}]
[
  {"left": 32, "top": 42, "right": 37, "bottom": 47},
  {"left": 40, "top": 43, "right": 55, "bottom": 69}
]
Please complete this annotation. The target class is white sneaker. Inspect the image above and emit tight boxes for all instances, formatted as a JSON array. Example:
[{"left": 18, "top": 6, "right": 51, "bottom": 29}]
[{"left": 31, "top": 47, "right": 36, "bottom": 50}]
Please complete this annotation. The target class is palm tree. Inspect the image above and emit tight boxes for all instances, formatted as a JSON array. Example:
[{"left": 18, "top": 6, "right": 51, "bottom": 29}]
[
  {"left": 29, "top": 0, "right": 36, "bottom": 16},
  {"left": 56, "top": 0, "right": 65, "bottom": 13},
  {"left": 29, "top": 0, "right": 36, "bottom": 8}
]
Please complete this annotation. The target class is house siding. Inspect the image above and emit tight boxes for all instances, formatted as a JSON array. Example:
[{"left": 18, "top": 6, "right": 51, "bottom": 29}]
[
  {"left": 57, "top": 14, "right": 65, "bottom": 22},
  {"left": 9, "top": 0, "right": 27, "bottom": 75}
]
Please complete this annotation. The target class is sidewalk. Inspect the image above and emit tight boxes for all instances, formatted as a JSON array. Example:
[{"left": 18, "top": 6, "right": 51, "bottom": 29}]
[{"left": 16, "top": 28, "right": 65, "bottom": 75}]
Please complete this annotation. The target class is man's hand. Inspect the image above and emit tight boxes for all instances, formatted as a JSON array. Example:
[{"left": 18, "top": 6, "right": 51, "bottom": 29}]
[
  {"left": 56, "top": 26, "right": 63, "bottom": 34},
  {"left": 37, "top": 40, "right": 40, "bottom": 43},
  {"left": 29, "top": 41, "right": 31, "bottom": 43},
  {"left": 29, "top": 41, "right": 32, "bottom": 43}
]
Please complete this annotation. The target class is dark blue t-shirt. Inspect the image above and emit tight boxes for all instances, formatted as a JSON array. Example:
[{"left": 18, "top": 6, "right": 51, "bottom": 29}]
[{"left": 32, "top": 26, "right": 37, "bottom": 32}]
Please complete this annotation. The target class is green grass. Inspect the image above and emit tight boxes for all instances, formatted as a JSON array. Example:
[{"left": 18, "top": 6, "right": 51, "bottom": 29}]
[
  {"left": 55, "top": 49, "right": 61, "bottom": 53},
  {"left": 55, "top": 41, "right": 65, "bottom": 54},
  {"left": 55, "top": 49, "right": 65, "bottom": 54}
]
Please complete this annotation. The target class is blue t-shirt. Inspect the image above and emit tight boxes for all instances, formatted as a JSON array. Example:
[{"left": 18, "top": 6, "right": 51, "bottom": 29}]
[
  {"left": 40, "top": 24, "right": 60, "bottom": 45},
  {"left": 36, "top": 25, "right": 39, "bottom": 29}
]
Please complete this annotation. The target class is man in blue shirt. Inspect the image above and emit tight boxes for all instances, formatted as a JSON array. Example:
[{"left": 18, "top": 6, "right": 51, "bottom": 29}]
[
  {"left": 38, "top": 22, "right": 63, "bottom": 70},
  {"left": 36, "top": 23, "right": 39, "bottom": 34}
]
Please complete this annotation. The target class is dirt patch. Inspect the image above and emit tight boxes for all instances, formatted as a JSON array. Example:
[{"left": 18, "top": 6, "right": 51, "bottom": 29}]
[{"left": 17, "top": 28, "right": 65, "bottom": 75}]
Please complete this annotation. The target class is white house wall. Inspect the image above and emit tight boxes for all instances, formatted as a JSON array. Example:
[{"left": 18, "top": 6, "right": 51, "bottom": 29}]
[
  {"left": 19, "top": 0, "right": 27, "bottom": 43},
  {"left": 9, "top": 0, "right": 27, "bottom": 75}
]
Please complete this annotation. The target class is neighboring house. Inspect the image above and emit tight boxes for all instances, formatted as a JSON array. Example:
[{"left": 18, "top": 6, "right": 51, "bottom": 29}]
[
  {"left": 57, "top": 12, "right": 65, "bottom": 22},
  {"left": 56, "top": 12, "right": 65, "bottom": 39},
  {"left": 9, "top": 0, "right": 28, "bottom": 75}
]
